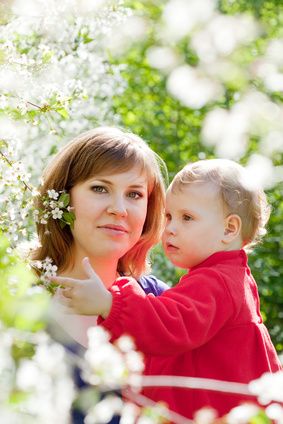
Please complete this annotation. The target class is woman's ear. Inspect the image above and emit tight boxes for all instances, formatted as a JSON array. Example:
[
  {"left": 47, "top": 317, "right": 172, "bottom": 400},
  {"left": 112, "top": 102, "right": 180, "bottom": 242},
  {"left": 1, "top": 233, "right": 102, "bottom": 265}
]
[{"left": 222, "top": 214, "right": 242, "bottom": 245}]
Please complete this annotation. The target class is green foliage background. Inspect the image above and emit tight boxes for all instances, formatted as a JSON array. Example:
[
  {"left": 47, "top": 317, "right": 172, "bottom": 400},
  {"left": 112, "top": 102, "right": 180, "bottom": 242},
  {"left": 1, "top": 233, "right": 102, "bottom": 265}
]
[
  {"left": 112, "top": 0, "right": 283, "bottom": 352},
  {"left": 2, "top": 1, "right": 281, "bottom": 419}
]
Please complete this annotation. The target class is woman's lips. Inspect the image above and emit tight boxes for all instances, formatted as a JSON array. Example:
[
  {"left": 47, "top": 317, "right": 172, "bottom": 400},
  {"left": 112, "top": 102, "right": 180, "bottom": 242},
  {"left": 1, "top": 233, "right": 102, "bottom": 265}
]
[{"left": 98, "top": 224, "right": 129, "bottom": 235}]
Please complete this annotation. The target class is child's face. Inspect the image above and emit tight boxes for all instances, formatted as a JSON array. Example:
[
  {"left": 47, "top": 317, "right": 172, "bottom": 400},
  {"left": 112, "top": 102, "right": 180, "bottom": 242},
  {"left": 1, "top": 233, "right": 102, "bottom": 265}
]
[{"left": 162, "top": 181, "right": 227, "bottom": 269}]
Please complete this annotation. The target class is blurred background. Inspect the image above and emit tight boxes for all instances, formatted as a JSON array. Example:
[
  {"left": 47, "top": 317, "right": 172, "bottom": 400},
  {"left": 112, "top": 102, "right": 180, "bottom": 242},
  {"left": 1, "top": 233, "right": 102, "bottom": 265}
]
[{"left": 0, "top": 0, "right": 282, "bottom": 420}]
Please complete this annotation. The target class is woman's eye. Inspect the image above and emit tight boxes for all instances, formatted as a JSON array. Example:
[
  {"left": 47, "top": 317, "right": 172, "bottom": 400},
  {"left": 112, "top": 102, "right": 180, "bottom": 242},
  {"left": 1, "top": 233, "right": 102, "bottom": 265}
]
[
  {"left": 91, "top": 185, "right": 107, "bottom": 193},
  {"left": 128, "top": 191, "right": 143, "bottom": 199}
]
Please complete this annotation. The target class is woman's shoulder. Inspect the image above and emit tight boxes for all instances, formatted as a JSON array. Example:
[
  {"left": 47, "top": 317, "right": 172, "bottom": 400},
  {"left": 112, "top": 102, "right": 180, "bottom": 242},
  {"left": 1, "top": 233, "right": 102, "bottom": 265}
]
[{"left": 137, "top": 274, "right": 169, "bottom": 296}]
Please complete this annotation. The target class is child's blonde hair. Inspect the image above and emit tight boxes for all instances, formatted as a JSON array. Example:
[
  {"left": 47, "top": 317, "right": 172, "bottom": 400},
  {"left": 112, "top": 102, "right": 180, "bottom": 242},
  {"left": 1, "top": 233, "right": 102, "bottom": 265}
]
[
  {"left": 171, "top": 159, "right": 271, "bottom": 250},
  {"left": 32, "top": 127, "right": 167, "bottom": 278}
]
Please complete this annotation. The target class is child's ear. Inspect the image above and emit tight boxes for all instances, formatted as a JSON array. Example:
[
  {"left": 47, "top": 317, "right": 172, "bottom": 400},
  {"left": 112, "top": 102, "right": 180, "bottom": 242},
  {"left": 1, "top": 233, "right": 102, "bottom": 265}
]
[{"left": 222, "top": 214, "right": 242, "bottom": 244}]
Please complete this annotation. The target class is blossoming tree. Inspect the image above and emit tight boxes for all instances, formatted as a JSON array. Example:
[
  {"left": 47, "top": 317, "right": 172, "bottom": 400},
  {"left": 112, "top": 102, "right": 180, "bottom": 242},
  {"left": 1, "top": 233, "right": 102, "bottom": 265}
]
[{"left": 0, "top": 0, "right": 282, "bottom": 422}]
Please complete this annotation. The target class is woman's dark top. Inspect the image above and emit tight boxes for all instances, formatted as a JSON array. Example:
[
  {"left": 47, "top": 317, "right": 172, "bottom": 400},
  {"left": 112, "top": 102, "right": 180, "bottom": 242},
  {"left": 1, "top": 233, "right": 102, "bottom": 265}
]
[{"left": 70, "top": 275, "right": 169, "bottom": 423}]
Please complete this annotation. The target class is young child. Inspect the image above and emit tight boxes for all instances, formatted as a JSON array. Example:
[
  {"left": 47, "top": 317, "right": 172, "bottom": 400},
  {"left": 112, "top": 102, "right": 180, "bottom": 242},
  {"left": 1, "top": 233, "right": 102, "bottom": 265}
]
[{"left": 55, "top": 159, "right": 282, "bottom": 419}]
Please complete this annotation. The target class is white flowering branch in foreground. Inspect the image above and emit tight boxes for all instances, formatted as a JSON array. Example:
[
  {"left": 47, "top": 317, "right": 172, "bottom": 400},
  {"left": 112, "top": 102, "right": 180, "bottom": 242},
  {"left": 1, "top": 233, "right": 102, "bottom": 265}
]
[{"left": 80, "top": 327, "right": 283, "bottom": 424}]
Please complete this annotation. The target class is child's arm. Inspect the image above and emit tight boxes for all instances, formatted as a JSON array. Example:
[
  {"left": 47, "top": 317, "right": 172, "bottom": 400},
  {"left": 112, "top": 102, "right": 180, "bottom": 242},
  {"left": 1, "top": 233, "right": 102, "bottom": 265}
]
[
  {"left": 54, "top": 259, "right": 235, "bottom": 357},
  {"left": 52, "top": 257, "right": 112, "bottom": 318}
]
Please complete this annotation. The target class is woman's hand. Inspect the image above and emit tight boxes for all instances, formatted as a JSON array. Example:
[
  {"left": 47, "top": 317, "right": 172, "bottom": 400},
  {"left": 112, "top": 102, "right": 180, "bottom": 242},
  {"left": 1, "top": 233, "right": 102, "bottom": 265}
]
[{"left": 52, "top": 257, "right": 112, "bottom": 318}]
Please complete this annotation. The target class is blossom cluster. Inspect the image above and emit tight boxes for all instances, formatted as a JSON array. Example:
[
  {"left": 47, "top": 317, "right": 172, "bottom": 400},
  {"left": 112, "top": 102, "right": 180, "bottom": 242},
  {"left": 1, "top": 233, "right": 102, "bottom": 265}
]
[
  {"left": 31, "top": 256, "right": 58, "bottom": 287},
  {"left": 0, "top": 138, "right": 35, "bottom": 244},
  {"left": 82, "top": 327, "right": 178, "bottom": 423},
  {"left": 34, "top": 189, "right": 75, "bottom": 228},
  {"left": 83, "top": 327, "right": 144, "bottom": 388},
  {"left": 0, "top": 325, "right": 75, "bottom": 423},
  {"left": 0, "top": 0, "right": 129, "bottom": 250}
]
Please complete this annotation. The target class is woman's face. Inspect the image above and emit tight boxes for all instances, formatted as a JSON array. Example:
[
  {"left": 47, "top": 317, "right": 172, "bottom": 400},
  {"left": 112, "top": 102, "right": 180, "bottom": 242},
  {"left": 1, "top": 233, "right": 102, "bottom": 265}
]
[{"left": 70, "top": 165, "right": 149, "bottom": 263}]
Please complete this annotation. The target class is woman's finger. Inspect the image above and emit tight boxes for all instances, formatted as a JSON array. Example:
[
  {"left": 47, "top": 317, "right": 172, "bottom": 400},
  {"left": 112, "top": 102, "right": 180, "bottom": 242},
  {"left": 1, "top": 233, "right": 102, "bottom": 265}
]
[
  {"left": 57, "top": 296, "right": 77, "bottom": 314},
  {"left": 82, "top": 257, "right": 100, "bottom": 280},
  {"left": 62, "top": 287, "right": 73, "bottom": 299},
  {"left": 51, "top": 276, "right": 76, "bottom": 288}
]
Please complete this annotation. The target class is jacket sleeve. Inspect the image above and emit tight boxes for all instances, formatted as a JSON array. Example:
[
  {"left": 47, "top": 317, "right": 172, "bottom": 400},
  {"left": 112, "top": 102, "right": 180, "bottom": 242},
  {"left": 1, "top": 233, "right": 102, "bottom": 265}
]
[{"left": 99, "top": 268, "right": 235, "bottom": 356}]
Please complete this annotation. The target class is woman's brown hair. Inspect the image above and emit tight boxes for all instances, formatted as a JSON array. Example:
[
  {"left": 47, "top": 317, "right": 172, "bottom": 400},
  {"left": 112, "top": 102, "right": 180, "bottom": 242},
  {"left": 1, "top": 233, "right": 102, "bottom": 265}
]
[{"left": 32, "top": 127, "right": 167, "bottom": 278}]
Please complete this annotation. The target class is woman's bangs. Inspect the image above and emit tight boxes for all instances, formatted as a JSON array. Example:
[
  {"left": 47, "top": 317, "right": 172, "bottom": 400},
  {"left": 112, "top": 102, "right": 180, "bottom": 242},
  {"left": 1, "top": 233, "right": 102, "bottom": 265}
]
[{"left": 86, "top": 148, "right": 153, "bottom": 184}]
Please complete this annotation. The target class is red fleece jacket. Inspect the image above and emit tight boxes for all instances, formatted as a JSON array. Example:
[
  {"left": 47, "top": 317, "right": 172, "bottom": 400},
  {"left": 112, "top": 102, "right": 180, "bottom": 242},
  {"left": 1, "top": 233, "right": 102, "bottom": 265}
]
[{"left": 99, "top": 250, "right": 282, "bottom": 419}]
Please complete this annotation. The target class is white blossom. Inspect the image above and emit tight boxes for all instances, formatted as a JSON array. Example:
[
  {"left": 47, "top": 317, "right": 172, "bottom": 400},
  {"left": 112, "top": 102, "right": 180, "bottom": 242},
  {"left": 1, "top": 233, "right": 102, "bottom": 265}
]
[
  {"left": 16, "top": 360, "right": 41, "bottom": 390},
  {"left": 44, "top": 263, "right": 57, "bottom": 274},
  {"left": 202, "top": 90, "right": 283, "bottom": 159},
  {"left": 146, "top": 46, "right": 180, "bottom": 73},
  {"left": 51, "top": 207, "right": 63, "bottom": 219},
  {"left": 201, "top": 107, "right": 249, "bottom": 159},
  {"left": 249, "top": 371, "right": 283, "bottom": 404},
  {"left": 105, "top": 15, "right": 148, "bottom": 56},
  {"left": 191, "top": 14, "right": 259, "bottom": 63},
  {"left": 227, "top": 403, "right": 261, "bottom": 424},
  {"left": 125, "top": 351, "right": 144, "bottom": 374},
  {"left": 47, "top": 189, "right": 59, "bottom": 200},
  {"left": 84, "top": 341, "right": 127, "bottom": 386},
  {"left": 167, "top": 65, "right": 223, "bottom": 109},
  {"left": 116, "top": 335, "right": 136, "bottom": 353},
  {"left": 162, "top": 0, "right": 216, "bottom": 41},
  {"left": 0, "top": 409, "right": 22, "bottom": 424},
  {"left": 265, "top": 403, "right": 283, "bottom": 423},
  {"left": 87, "top": 326, "right": 111, "bottom": 348},
  {"left": 15, "top": 238, "right": 40, "bottom": 259},
  {"left": 49, "top": 200, "right": 57, "bottom": 209},
  {"left": 120, "top": 402, "right": 140, "bottom": 424},
  {"left": 0, "top": 332, "right": 15, "bottom": 403},
  {"left": 85, "top": 396, "right": 123, "bottom": 424},
  {"left": 193, "top": 407, "right": 217, "bottom": 424},
  {"left": 266, "top": 39, "right": 283, "bottom": 67},
  {"left": 14, "top": 339, "right": 75, "bottom": 423},
  {"left": 244, "top": 154, "right": 276, "bottom": 190}
]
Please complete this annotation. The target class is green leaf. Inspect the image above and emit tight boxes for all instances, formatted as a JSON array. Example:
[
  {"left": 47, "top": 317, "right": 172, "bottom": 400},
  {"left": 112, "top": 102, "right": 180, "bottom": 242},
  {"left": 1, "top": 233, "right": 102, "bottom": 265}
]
[
  {"left": 250, "top": 410, "right": 271, "bottom": 424},
  {"left": 59, "top": 192, "right": 70, "bottom": 207},
  {"left": 56, "top": 108, "right": 69, "bottom": 119},
  {"left": 0, "top": 48, "right": 6, "bottom": 65},
  {"left": 9, "top": 390, "right": 31, "bottom": 405},
  {"left": 62, "top": 211, "right": 76, "bottom": 229},
  {"left": 73, "top": 387, "right": 99, "bottom": 413},
  {"left": 59, "top": 220, "right": 67, "bottom": 229},
  {"left": 42, "top": 50, "right": 54, "bottom": 64},
  {"left": 83, "top": 35, "right": 94, "bottom": 44}
]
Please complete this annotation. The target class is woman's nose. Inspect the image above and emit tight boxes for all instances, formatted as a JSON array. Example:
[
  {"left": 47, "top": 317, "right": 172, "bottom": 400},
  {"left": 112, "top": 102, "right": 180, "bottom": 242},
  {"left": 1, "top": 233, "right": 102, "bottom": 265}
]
[{"left": 106, "top": 196, "right": 127, "bottom": 217}]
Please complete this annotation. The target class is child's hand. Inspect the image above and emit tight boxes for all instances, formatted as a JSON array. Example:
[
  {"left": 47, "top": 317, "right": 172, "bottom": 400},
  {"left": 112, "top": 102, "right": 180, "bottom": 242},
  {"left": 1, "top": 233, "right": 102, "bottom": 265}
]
[{"left": 52, "top": 257, "right": 112, "bottom": 318}]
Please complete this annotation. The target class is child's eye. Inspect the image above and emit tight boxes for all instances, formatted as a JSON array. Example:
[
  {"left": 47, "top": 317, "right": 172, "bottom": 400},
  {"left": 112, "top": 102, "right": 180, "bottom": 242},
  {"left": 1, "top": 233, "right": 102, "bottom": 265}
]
[
  {"left": 91, "top": 185, "right": 107, "bottom": 193},
  {"left": 128, "top": 191, "right": 143, "bottom": 199},
  {"left": 165, "top": 213, "right": 172, "bottom": 221},
  {"left": 183, "top": 214, "right": 192, "bottom": 221}
]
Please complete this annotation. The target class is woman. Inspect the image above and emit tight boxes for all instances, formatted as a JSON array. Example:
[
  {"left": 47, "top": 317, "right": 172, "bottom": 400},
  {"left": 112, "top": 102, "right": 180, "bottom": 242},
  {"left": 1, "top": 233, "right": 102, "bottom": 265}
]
[{"left": 32, "top": 127, "right": 169, "bottom": 421}]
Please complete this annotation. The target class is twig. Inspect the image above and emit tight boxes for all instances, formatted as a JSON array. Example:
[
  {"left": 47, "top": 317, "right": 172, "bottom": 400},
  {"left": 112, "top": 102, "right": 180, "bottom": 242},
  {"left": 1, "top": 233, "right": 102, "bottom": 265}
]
[
  {"left": 0, "top": 148, "right": 34, "bottom": 192},
  {"left": 26, "top": 100, "right": 42, "bottom": 109},
  {"left": 124, "top": 388, "right": 193, "bottom": 424}
]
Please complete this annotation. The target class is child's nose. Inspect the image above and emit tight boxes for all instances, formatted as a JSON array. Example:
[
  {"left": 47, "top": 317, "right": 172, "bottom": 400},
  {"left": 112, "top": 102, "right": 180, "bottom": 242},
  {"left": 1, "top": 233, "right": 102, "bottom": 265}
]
[{"left": 165, "top": 221, "right": 177, "bottom": 235}]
